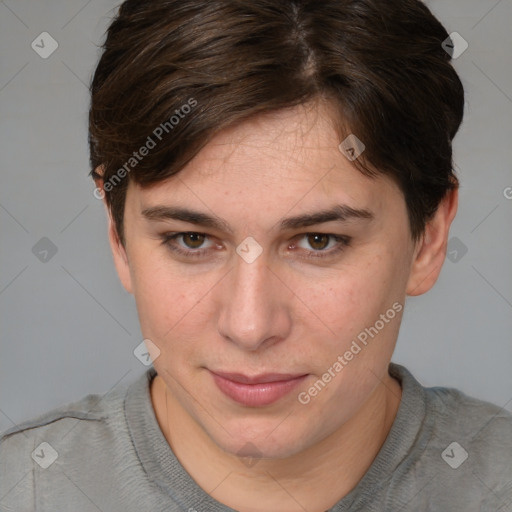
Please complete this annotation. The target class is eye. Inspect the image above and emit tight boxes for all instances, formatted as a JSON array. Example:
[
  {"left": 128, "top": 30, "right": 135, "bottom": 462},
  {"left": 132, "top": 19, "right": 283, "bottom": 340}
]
[
  {"left": 160, "top": 232, "right": 217, "bottom": 258},
  {"left": 289, "top": 233, "right": 351, "bottom": 259},
  {"left": 159, "top": 231, "right": 351, "bottom": 261}
]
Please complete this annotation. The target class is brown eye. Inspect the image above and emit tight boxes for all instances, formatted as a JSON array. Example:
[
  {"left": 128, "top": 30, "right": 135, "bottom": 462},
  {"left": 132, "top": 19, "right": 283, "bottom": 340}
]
[
  {"left": 306, "top": 234, "right": 330, "bottom": 251},
  {"left": 181, "top": 232, "right": 206, "bottom": 249},
  {"left": 160, "top": 232, "right": 217, "bottom": 259},
  {"left": 290, "top": 233, "right": 351, "bottom": 260}
]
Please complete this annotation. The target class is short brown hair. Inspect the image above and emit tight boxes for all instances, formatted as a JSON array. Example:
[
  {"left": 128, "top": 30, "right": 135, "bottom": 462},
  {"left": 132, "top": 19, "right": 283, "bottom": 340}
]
[{"left": 88, "top": 0, "right": 464, "bottom": 247}]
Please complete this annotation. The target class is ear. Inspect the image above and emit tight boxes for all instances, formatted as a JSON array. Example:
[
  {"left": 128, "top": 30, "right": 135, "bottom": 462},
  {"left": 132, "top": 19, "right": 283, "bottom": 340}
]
[
  {"left": 94, "top": 170, "right": 134, "bottom": 295},
  {"left": 406, "top": 187, "right": 458, "bottom": 296}
]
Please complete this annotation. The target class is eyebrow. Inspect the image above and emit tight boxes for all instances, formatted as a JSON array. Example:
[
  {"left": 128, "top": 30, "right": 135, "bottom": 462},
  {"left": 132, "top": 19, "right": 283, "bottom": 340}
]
[{"left": 140, "top": 204, "right": 374, "bottom": 233}]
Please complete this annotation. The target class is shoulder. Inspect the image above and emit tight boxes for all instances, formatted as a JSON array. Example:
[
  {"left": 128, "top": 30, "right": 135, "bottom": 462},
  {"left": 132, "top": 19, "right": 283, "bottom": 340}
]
[
  {"left": 392, "top": 363, "right": 512, "bottom": 452},
  {"left": 425, "top": 383, "right": 512, "bottom": 447},
  {"left": 1, "top": 384, "right": 125, "bottom": 443},
  {"left": 1, "top": 390, "right": 115, "bottom": 437},
  {"left": 421, "top": 382, "right": 512, "bottom": 505},
  {"left": 0, "top": 383, "right": 128, "bottom": 509},
  {"left": 388, "top": 364, "right": 512, "bottom": 508}
]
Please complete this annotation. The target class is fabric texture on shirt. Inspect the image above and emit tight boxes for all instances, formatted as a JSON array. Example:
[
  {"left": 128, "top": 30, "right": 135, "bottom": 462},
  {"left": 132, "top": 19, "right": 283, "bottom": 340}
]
[{"left": 1, "top": 362, "right": 511, "bottom": 512}]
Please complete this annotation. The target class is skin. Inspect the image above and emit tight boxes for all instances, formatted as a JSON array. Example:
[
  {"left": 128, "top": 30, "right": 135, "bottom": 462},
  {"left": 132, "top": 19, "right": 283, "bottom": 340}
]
[{"left": 96, "top": 98, "right": 457, "bottom": 512}]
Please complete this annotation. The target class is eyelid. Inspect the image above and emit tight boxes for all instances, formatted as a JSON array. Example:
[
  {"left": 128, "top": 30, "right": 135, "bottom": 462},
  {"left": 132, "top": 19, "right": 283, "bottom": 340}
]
[
  {"left": 288, "top": 233, "right": 351, "bottom": 259},
  {"left": 160, "top": 232, "right": 218, "bottom": 258},
  {"left": 159, "top": 231, "right": 351, "bottom": 260}
]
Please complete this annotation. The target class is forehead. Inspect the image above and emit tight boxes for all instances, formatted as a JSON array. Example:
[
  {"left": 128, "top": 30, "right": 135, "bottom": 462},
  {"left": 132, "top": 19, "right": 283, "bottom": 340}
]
[
  {"left": 127, "top": 100, "right": 401, "bottom": 220},
  {"left": 190, "top": 101, "right": 349, "bottom": 183}
]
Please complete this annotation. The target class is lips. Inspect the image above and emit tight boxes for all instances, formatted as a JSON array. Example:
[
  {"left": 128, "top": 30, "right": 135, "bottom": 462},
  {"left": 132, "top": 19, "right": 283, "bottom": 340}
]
[
  {"left": 212, "top": 371, "right": 305, "bottom": 384},
  {"left": 209, "top": 370, "right": 308, "bottom": 407}
]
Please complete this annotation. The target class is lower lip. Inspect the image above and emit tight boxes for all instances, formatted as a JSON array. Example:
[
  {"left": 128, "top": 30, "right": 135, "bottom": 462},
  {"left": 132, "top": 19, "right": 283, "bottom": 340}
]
[{"left": 210, "top": 372, "right": 308, "bottom": 407}]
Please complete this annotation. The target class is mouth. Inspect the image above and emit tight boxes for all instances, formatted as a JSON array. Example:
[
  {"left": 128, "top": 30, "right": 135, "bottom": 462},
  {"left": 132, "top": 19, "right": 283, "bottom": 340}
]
[{"left": 209, "top": 370, "right": 308, "bottom": 407}]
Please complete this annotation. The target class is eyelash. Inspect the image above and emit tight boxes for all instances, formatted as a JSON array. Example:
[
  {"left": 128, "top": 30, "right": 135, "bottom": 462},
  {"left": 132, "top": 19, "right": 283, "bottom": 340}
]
[{"left": 159, "top": 232, "right": 351, "bottom": 260}]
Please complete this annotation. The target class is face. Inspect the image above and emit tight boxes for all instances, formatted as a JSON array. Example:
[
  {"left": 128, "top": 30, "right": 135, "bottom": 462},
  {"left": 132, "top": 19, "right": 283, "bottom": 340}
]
[{"left": 107, "top": 100, "right": 427, "bottom": 459}]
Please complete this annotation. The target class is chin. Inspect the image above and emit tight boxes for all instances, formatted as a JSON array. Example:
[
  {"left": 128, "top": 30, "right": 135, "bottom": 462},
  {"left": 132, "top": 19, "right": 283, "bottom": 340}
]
[{"left": 207, "top": 418, "right": 315, "bottom": 461}]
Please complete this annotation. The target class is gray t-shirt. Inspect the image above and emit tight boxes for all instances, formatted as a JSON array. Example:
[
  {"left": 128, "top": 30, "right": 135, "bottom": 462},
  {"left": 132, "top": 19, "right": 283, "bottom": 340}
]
[{"left": 1, "top": 363, "right": 511, "bottom": 511}]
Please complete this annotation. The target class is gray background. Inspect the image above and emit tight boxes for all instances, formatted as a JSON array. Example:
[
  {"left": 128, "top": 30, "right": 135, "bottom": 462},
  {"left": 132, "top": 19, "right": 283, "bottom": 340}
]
[{"left": 0, "top": 0, "right": 511, "bottom": 433}]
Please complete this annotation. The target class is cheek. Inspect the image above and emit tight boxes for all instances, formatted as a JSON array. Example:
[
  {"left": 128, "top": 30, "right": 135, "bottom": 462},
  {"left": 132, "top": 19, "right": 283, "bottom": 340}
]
[
  {"left": 130, "top": 251, "right": 222, "bottom": 362},
  {"left": 129, "top": 250, "right": 191, "bottom": 336},
  {"left": 292, "top": 255, "right": 405, "bottom": 419},
  {"left": 295, "top": 249, "right": 406, "bottom": 360},
  {"left": 301, "top": 258, "right": 386, "bottom": 329}
]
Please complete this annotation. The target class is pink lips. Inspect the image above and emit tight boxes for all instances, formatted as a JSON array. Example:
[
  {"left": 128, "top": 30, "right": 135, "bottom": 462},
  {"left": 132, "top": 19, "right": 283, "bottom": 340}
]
[{"left": 210, "top": 370, "right": 308, "bottom": 407}]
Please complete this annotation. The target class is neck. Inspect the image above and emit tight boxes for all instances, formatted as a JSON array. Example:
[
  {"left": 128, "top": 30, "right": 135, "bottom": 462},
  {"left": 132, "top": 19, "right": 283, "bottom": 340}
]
[{"left": 151, "top": 372, "right": 402, "bottom": 512}]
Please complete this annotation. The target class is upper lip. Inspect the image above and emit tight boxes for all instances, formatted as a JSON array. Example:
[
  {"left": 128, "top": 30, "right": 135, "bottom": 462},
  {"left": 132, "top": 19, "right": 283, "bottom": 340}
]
[{"left": 210, "top": 370, "right": 307, "bottom": 385}]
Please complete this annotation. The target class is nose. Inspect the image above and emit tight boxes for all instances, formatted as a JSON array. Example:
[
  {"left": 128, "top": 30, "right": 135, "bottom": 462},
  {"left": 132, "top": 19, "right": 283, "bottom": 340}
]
[{"left": 216, "top": 251, "right": 292, "bottom": 352}]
